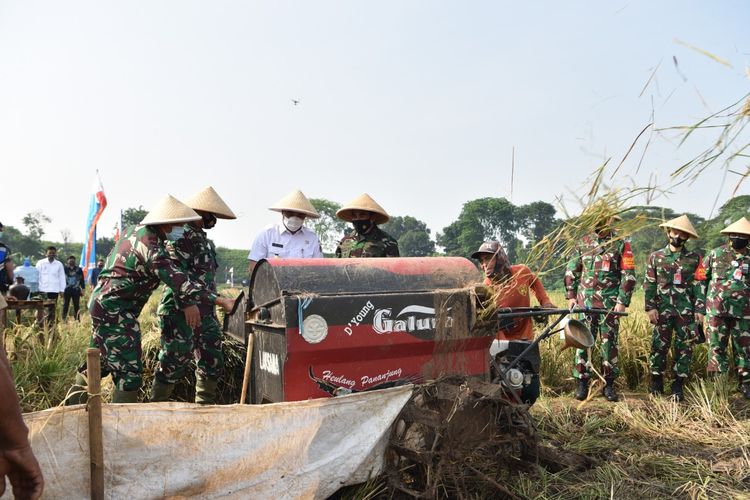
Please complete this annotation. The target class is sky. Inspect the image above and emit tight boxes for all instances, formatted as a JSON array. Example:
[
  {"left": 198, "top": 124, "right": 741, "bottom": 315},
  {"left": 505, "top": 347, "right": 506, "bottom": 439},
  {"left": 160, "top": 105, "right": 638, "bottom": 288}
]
[{"left": 0, "top": 1, "right": 748, "bottom": 250}]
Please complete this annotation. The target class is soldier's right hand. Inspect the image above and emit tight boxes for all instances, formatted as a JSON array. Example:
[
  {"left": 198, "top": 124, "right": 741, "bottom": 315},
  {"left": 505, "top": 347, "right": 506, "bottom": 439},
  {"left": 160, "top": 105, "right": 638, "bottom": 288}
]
[
  {"left": 182, "top": 305, "right": 200, "bottom": 328},
  {"left": 567, "top": 299, "right": 577, "bottom": 310},
  {"left": 646, "top": 309, "right": 658, "bottom": 325}
]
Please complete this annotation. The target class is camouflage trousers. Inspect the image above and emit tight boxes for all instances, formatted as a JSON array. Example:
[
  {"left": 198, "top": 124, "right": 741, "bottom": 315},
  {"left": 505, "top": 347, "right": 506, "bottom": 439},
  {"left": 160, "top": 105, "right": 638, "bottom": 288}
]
[
  {"left": 89, "top": 307, "right": 144, "bottom": 392},
  {"left": 573, "top": 312, "right": 620, "bottom": 380},
  {"left": 154, "top": 311, "right": 224, "bottom": 384},
  {"left": 706, "top": 315, "right": 750, "bottom": 377},
  {"left": 649, "top": 314, "right": 695, "bottom": 377}
]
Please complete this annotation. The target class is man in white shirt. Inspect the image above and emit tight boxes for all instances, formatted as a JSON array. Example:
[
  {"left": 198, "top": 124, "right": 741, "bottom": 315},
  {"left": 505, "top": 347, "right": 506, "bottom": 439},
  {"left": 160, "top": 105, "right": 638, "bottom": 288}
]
[
  {"left": 248, "top": 189, "right": 324, "bottom": 276},
  {"left": 36, "top": 246, "right": 66, "bottom": 324}
]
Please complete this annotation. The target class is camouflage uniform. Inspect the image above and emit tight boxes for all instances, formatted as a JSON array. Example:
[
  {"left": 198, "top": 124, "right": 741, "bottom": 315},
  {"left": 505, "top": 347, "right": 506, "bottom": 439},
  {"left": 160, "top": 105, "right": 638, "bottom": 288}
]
[
  {"left": 565, "top": 235, "right": 636, "bottom": 380},
  {"left": 335, "top": 226, "right": 400, "bottom": 258},
  {"left": 643, "top": 246, "right": 706, "bottom": 377},
  {"left": 88, "top": 225, "right": 215, "bottom": 391},
  {"left": 156, "top": 225, "right": 223, "bottom": 384},
  {"left": 702, "top": 244, "right": 750, "bottom": 377}
]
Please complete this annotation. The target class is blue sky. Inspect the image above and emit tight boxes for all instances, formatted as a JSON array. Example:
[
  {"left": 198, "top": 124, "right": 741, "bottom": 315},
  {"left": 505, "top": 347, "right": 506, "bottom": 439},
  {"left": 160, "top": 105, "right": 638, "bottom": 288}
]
[{"left": 0, "top": 1, "right": 747, "bottom": 249}]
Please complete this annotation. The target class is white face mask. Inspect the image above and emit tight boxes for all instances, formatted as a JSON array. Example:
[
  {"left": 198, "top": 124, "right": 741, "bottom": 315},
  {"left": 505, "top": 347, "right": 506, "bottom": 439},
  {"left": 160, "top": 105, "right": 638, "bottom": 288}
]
[{"left": 283, "top": 216, "right": 304, "bottom": 233}]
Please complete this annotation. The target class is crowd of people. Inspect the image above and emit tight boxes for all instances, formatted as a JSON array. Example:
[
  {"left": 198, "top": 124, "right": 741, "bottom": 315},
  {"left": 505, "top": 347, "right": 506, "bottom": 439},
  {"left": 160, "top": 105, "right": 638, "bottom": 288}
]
[{"left": 0, "top": 193, "right": 749, "bottom": 499}]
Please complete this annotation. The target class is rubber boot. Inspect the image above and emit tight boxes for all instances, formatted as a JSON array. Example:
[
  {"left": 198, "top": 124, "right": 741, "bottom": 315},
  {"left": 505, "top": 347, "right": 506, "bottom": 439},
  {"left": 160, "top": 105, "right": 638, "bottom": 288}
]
[
  {"left": 671, "top": 376, "right": 685, "bottom": 402},
  {"left": 65, "top": 372, "right": 89, "bottom": 406},
  {"left": 112, "top": 389, "right": 139, "bottom": 404},
  {"left": 149, "top": 379, "right": 175, "bottom": 402},
  {"left": 740, "top": 374, "right": 750, "bottom": 400},
  {"left": 649, "top": 374, "right": 664, "bottom": 396},
  {"left": 574, "top": 378, "right": 589, "bottom": 401},
  {"left": 603, "top": 379, "right": 619, "bottom": 402},
  {"left": 195, "top": 376, "right": 219, "bottom": 405}
]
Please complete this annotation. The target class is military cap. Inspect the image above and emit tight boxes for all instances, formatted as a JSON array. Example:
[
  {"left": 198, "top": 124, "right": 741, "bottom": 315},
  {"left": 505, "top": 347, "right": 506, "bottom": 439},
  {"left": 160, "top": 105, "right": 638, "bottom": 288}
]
[
  {"left": 269, "top": 190, "right": 320, "bottom": 219},
  {"left": 185, "top": 186, "right": 237, "bottom": 219},
  {"left": 659, "top": 214, "right": 699, "bottom": 239},
  {"left": 337, "top": 193, "right": 390, "bottom": 224}
]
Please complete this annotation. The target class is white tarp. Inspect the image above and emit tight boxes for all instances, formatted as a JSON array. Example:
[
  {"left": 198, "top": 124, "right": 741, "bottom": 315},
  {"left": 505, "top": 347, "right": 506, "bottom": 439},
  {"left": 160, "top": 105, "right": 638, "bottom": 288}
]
[{"left": 21, "top": 386, "right": 412, "bottom": 499}]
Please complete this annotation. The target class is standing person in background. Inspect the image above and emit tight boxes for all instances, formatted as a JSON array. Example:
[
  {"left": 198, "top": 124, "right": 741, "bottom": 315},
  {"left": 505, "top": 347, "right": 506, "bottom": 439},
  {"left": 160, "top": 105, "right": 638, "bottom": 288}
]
[
  {"left": 89, "top": 259, "right": 104, "bottom": 289},
  {"left": 0, "top": 343, "right": 44, "bottom": 499},
  {"left": 702, "top": 217, "right": 750, "bottom": 399},
  {"left": 0, "top": 222, "right": 12, "bottom": 296},
  {"left": 62, "top": 256, "right": 85, "bottom": 320},
  {"left": 36, "top": 247, "right": 65, "bottom": 324},
  {"left": 247, "top": 189, "right": 323, "bottom": 276},
  {"left": 643, "top": 215, "right": 705, "bottom": 401},
  {"left": 565, "top": 213, "right": 636, "bottom": 402},
  {"left": 9, "top": 276, "right": 30, "bottom": 301},
  {"left": 335, "top": 193, "right": 399, "bottom": 258}
]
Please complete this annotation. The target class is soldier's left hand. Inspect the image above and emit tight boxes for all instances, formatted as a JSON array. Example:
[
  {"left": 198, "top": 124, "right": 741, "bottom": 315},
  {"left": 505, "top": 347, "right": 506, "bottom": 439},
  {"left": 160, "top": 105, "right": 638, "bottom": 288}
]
[
  {"left": 182, "top": 305, "right": 200, "bottom": 328},
  {"left": 614, "top": 303, "right": 627, "bottom": 314},
  {"left": 695, "top": 313, "right": 705, "bottom": 324}
]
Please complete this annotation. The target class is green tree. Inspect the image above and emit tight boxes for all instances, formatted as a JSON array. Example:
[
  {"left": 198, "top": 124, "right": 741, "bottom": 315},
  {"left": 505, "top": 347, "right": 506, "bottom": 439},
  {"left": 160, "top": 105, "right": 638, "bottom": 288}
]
[
  {"left": 96, "top": 237, "right": 115, "bottom": 260},
  {"left": 308, "top": 198, "right": 347, "bottom": 254},
  {"left": 382, "top": 216, "right": 435, "bottom": 256},
  {"left": 517, "top": 201, "right": 557, "bottom": 244},
  {"left": 122, "top": 206, "right": 148, "bottom": 228},
  {"left": 22, "top": 211, "right": 51, "bottom": 241},
  {"left": 1, "top": 225, "right": 42, "bottom": 259},
  {"left": 438, "top": 197, "right": 518, "bottom": 260}
]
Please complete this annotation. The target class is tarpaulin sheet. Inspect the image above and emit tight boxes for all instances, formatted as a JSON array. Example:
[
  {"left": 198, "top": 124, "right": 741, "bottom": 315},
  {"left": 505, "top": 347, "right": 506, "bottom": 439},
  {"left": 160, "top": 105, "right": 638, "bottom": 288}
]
[{"left": 20, "top": 385, "right": 412, "bottom": 499}]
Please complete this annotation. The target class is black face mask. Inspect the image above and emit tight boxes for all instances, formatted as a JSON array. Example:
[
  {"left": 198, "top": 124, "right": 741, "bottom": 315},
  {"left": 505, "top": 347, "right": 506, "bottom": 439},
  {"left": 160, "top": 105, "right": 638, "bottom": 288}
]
[
  {"left": 730, "top": 236, "right": 749, "bottom": 251},
  {"left": 669, "top": 236, "right": 686, "bottom": 248},
  {"left": 202, "top": 213, "right": 217, "bottom": 229},
  {"left": 353, "top": 220, "right": 373, "bottom": 234}
]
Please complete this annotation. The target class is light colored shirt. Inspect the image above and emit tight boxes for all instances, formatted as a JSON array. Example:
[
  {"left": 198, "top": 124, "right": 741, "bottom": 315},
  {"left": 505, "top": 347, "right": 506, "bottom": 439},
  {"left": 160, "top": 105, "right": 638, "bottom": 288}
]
[
  {"left": 36, "top": 259, "right": 66, "bottom": 293},
  {"left": 248, "top": 224, "right": 324, "bottom": 261},
  {"left": 14, "top": 265, "right": 40, "bottom": 293}
]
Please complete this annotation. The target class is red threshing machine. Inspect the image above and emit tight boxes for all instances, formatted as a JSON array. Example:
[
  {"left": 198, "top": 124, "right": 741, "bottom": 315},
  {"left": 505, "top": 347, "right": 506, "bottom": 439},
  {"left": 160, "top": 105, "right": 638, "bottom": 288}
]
[{"left": 224, "top": 257, "right": 498, "bottom": 403}]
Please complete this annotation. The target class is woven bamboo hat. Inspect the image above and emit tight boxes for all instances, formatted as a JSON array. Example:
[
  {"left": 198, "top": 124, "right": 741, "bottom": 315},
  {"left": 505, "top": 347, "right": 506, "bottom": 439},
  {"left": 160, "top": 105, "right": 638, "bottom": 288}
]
[
  {"left": 141, "top": 195, "right": 201, "bottom": 226},
  {"left": 336, "top": 193, "right": 390, "bottom": 224},
  {"left": 185, "top": 186, "right": 236, "bottom": 219},
  {"left": 269, "top": 190, "right": 320, "bottom": 219},
  {"left": 721, "top": 217, "right": 750, "bottom": 236},
  {"left": 659, "top": 214, "right": 699, "bottom": 239}
]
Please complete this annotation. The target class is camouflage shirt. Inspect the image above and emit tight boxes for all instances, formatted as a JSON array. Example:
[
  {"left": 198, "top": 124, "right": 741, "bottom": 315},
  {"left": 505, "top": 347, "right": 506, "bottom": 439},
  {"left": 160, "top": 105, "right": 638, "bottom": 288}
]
[
  {"left": 335, "top": 226, "right": 400, "bottom": 258},
  {"left": 158, "top": 224, "right": 218, "bottom": 316},
  {"left": 564, "top": 234, "right": 636, "bottom": 308},
  {"left": 643, "top": 245, "right": 706, "bottom": 315},
  {"left": 91, "top": 225, "right": 216, "bottom": 317},
  {"left": 703, "top": 243, "right": 750, "bottom": 318}
]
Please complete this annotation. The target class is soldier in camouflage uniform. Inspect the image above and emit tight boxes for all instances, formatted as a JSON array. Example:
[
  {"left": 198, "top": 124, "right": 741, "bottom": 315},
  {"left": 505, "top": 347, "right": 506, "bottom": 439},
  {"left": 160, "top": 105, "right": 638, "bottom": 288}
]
[
  {"left": 335, "top": 193, "right": 399, "bottom": 258},
  {"left": 702, "top": 216, "right": 750, "bottom": 399},
  {"left": 151, "top": 187, "right": 237, "bottom": 404},
  {"left": 643, "top": 215, "right": 705, "bottom": 401},
  {"left": 66, "top": 196, "right": 236, "bottom": 403},
  {"left": 565, "top": 214, "right": 636, "bottom": 402}
]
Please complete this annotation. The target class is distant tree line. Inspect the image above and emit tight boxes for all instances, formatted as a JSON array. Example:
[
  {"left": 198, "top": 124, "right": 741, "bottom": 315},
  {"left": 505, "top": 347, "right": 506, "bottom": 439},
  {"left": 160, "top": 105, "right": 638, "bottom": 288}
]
[{"left": 3, "top": 196, "right": 748, "bottom": 289}]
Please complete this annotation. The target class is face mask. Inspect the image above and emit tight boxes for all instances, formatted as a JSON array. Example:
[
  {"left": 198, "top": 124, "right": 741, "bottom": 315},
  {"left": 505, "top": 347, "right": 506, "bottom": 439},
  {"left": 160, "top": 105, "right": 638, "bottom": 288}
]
[
  {"left": 730, "top": 236, "right": 749, "bottom": 251},
  {"left": 353, "top": 219, "right": 373, "bottom": 234},
  {"left": 166, "top": 226, "right": 186, "bottom": 240},
  {"left": 669, "top": 236, "right": 686, "bottom": 248},
  {"left": 0, "top": 232, "right": 3, "bottom": 239},
  {"left": 202, "top": 213, "right": 217, "bottom": 229},
  {"left": 48, "top": 255, "right": 55, "bottom": 262},
  {"left": 283, "top": 216, "right": 304, "bottom": 233}
]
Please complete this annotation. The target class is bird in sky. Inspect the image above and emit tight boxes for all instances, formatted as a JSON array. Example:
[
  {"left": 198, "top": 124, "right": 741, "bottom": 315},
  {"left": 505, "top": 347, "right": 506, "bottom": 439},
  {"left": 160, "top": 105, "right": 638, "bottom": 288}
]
[{"left": 291, "top": 98, "right": 300, "bottom": 106}]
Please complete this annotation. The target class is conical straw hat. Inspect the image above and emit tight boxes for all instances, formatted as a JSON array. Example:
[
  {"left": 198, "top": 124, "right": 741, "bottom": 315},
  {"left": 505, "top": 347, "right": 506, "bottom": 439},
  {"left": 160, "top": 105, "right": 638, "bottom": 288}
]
[
  {"left": 659, "top": 214, "right": 699, "bottom": 238},
  {"left": 269, "top": 190, "right": 320, "bottom": 219},
  {"left": 141, "top": 195, "right": 201, "bottom": 226},
  {"left": 336, "top": 193, "right": 390, "bottom": 224},
  {"left": 185, "top": 186, "right": 237, "bottom": 219},
  {"left": 720, "top": 216, "right": 750, "bottom": 236}
]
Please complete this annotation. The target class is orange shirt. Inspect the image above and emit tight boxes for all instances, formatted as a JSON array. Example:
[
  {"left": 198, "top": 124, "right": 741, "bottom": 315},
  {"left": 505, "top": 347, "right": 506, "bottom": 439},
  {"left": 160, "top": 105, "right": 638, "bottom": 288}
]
[{"left": 486, "top": 264, "right": 553, "bottom": 341}]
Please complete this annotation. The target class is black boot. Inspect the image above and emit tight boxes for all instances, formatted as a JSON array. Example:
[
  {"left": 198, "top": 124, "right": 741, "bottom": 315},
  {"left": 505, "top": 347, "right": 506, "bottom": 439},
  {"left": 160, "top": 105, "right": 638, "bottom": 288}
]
[
  {"left": 649, "top": 374, "right": 664, "bottom": 396},
  {"left": 671, "top": 377, "right": 685, "bottom": 402},
  {"left": 603, "top": 379, "right": 619, "bottom": 402},
  {"left": 575, "top": 378, "right": 589, "bottom": 401},
  {"left": 740, "top": 374, "right": 750, "bottom": 400}
]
